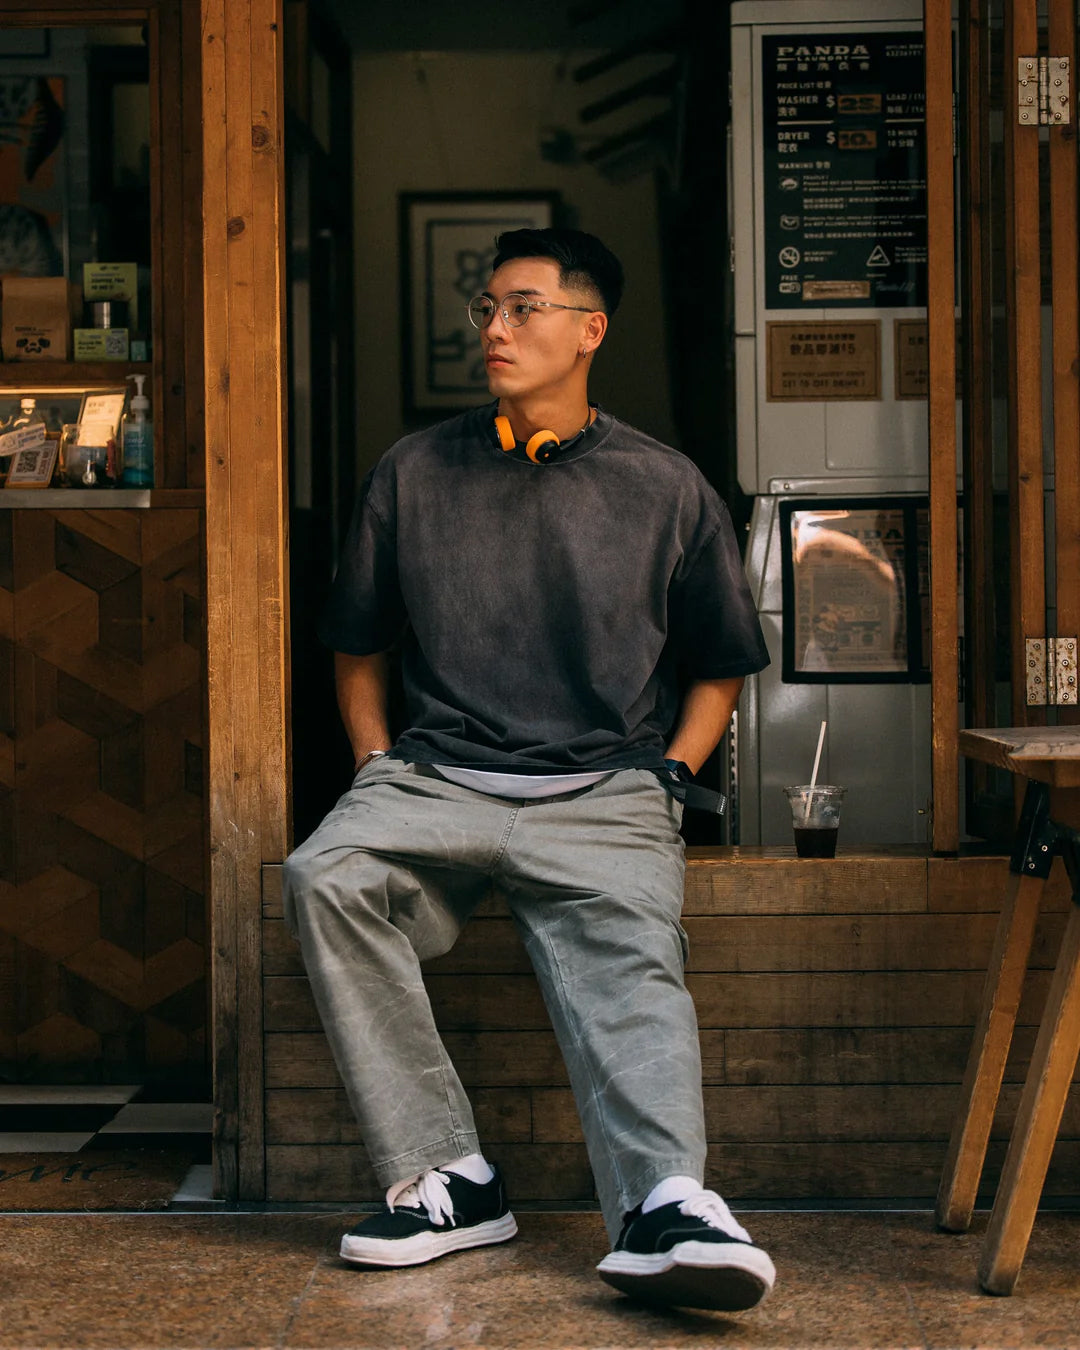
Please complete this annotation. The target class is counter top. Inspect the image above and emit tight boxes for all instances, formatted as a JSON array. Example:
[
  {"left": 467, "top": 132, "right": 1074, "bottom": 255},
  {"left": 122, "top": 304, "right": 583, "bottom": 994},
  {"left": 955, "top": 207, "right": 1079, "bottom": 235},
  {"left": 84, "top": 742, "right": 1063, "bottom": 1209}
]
[{"left": 0, "top": 488, "right": 204, "bottom": 509}]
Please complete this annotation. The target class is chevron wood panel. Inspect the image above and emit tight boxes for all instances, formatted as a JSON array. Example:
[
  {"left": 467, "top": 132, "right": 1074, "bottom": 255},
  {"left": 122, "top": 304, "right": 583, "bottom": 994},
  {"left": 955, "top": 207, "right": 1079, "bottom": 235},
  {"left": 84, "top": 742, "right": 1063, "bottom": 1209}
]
[{"left": 0, "top": 509, "right": 207, "bottom": 1084}]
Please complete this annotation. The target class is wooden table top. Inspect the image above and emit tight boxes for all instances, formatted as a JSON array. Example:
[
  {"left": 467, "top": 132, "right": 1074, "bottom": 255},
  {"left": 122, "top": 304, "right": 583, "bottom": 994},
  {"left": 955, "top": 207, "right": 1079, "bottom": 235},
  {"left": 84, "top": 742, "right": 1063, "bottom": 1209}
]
[{"left": 960, "top": 726, "right": 1080, "bottom": 787}]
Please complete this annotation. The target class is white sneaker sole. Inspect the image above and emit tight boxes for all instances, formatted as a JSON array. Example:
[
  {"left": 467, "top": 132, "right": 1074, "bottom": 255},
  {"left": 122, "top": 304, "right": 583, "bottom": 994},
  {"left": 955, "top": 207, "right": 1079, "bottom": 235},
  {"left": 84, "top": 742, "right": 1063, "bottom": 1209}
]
[
  {"left": 340, "top": 1213, "right": 518, "bottom": 1268},
  {"left": 597, "top": 1239, "right": 776, "bottom": 1312}
]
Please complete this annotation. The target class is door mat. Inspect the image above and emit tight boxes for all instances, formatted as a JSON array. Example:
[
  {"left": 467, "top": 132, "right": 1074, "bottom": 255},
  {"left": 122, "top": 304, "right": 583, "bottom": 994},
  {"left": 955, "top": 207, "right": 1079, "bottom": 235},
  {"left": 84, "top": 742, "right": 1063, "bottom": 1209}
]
[{"left": 0, "top": 1150, "right": 194, "bottom": 1211}]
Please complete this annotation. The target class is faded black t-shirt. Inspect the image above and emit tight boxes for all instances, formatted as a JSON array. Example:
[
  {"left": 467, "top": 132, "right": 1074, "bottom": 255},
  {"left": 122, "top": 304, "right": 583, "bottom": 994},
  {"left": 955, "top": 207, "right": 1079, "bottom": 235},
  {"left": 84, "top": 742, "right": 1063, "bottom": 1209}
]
[{"left": 319, "top": 404, "right": 769, "bottom": 771}]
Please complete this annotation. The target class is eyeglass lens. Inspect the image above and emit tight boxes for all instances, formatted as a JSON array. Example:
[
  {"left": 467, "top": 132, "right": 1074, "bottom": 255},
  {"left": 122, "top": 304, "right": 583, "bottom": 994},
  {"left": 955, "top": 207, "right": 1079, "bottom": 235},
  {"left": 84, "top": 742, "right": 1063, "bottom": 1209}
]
[{"left": 466, "top": 294, "right": 532, "bottom": 329}]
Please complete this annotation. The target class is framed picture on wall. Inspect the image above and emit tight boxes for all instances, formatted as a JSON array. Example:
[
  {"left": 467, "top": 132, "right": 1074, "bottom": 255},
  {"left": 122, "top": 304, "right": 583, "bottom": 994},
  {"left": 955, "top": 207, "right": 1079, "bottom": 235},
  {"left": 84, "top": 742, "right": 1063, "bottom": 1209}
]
[{"left": 400, "top": 191, "right": 560, "bottom": 416}]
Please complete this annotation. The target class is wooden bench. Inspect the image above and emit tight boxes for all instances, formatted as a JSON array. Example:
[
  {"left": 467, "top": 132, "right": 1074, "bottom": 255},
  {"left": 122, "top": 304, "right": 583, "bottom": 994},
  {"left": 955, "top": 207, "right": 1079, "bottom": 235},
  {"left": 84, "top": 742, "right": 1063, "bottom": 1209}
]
[{"left": 259, "top": 848, "right": 1078, "bottom": 1206}]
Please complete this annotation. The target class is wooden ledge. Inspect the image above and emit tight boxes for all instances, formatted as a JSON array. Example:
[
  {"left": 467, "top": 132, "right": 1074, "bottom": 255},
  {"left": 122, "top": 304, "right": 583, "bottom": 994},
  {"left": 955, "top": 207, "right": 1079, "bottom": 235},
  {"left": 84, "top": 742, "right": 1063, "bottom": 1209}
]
[
  {"left": 263, "top": 851, "right": 1028, "bottom": 922},
  {"left": 686, "top": 845, "right": 933, "bottom": 860}
]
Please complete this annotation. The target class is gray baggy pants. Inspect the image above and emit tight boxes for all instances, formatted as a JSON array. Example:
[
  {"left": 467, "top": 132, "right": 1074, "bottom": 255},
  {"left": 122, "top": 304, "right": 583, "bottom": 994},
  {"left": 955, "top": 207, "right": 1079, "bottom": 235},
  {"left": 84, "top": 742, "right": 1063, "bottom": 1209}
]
[{"left": 281, "top": 757, "right": 707, "bottom": 1241}]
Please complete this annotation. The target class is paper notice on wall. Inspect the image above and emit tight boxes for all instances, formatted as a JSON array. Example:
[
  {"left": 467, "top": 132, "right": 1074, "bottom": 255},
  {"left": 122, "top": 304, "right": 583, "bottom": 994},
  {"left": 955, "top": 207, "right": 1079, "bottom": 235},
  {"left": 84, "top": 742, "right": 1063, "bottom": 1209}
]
[{"left": 766, "top": 320, "right": 880, "bottom": 400}]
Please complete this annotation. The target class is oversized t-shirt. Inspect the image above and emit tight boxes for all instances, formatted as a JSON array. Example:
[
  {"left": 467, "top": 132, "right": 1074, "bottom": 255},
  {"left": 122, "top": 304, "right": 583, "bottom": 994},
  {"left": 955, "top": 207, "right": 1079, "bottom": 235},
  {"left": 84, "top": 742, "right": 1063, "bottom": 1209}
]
[{"left": 319, "top": 404, "right": 769, "bottom": 772}]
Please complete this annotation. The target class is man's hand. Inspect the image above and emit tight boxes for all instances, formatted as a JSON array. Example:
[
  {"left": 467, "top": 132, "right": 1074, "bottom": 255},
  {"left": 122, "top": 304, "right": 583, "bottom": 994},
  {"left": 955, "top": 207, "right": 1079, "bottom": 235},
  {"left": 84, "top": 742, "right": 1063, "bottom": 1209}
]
[
  {"left": 335, "top": 650, "right": 393, "bottom": 769},
  {"left": 664, "top": 676, "right": 745, "bottom": 775}
]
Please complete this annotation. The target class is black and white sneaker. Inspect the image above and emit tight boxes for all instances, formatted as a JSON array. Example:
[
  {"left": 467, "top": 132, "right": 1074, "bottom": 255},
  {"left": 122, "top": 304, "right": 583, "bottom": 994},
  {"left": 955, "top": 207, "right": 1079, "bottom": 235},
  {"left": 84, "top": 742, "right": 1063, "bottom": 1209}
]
[
  {"left": 339, "top": 1165, "right": 518, "bottom": 1268},
  {"left": 597, "top": 1191, "right": 775, "bottom": 1312}
]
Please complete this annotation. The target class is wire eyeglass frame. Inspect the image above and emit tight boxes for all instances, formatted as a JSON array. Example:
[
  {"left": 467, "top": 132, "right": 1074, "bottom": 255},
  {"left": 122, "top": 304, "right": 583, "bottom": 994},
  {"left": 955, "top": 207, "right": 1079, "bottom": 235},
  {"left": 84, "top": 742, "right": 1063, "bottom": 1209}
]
[{"left": 466, "top": 293, "right": 595, "bottom": 329}]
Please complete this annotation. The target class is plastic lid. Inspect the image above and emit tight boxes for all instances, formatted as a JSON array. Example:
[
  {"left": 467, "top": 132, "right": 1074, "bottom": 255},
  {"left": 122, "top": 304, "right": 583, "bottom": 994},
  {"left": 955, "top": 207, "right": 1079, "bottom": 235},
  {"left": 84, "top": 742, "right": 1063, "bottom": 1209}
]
[{"left": 127, "top": 372, "right": 149, "bottom": 410}]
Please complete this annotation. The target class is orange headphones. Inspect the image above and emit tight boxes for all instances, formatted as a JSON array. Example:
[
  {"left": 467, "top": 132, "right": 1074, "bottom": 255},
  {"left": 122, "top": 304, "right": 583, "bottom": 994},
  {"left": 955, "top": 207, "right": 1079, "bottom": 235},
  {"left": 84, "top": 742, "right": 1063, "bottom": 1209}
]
[
  {"left": 493, "top": 409, "right": 595, "bottom": 465},
  {"left": 494, "top": 415, "right": 560, "bottom": 464}
]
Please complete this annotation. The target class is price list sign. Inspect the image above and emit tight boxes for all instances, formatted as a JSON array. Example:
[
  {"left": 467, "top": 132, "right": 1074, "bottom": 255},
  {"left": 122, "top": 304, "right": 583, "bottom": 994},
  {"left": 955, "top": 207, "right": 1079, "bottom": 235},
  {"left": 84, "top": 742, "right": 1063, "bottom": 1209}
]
[{"left": 762, "top": 33, "right": 927, "bottom": 309}]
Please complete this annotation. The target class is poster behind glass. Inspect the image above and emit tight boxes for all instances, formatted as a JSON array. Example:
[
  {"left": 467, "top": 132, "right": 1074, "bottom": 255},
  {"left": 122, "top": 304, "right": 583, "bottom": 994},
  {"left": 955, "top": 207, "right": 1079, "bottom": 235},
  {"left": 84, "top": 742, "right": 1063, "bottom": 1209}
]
[
  {"left": 781, "top": 498, "right": 930, "bottom": 682},
  {"left": 0, "top": 75, "right": 66, "bottom": 276}
]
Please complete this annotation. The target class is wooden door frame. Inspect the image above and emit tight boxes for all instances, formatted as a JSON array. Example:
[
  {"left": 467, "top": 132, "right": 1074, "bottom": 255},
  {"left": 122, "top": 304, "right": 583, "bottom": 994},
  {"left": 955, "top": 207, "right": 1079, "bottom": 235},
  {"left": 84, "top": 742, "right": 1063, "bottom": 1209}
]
[
  {"left": 201, "top": 0, "right": 290, "bottom": 1199},
  {"left": 1048, "top": 0, "right": 1080, "bottom": 729},
  {"left": 925, "top": 0, "right": 961, "bottom": 852}
]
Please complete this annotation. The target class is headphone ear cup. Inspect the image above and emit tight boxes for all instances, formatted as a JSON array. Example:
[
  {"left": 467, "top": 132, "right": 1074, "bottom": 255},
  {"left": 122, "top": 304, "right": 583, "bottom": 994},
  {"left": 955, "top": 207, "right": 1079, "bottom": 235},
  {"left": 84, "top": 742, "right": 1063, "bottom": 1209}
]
[
  {"left": 494, "top": 415, "right": 516, "bottom": 452},
  {"left": 524, "top": 429, "right": 560, "bottom": 464}
]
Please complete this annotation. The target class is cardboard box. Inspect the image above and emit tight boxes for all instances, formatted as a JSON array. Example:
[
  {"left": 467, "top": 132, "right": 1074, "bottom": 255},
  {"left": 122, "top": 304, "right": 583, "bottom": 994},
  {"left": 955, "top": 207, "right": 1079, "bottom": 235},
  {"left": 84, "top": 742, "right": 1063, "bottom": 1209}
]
[
  {"left": 1, "top": 277, "right": 71, "bottom": 360},
  {"left": 82, "top": 263, "right": 138, "bottom": 331},
  {"left": 73, "top": 327, "right": 129, "bottom": 361}
]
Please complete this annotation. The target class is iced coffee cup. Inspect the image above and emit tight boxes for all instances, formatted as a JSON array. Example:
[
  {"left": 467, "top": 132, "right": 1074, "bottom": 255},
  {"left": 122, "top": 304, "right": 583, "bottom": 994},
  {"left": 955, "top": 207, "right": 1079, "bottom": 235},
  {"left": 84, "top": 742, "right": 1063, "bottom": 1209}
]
[{"left": 783, "top": 784, "right": 845, "bottom": 858}]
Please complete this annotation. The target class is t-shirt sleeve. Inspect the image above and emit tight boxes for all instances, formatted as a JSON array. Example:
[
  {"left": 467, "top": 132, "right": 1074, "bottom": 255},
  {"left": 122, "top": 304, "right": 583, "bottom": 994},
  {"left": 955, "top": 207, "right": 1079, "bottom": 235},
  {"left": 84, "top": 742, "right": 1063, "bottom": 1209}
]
[
  {"left": 669, "top": 498, "right": 771, "bottom": 679},
  {"left": 317, "top": 469, "right": 407, "bottom": 655}
]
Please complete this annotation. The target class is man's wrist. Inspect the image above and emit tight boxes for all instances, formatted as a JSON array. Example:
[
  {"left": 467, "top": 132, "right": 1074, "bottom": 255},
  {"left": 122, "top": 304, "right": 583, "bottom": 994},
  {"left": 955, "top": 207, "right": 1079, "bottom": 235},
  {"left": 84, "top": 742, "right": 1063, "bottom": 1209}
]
[
  {"left": 355, "top": 748, "right": 389, "bottom": 771},
  {"left": 663, "top": 757, "right": 693, "bottom": 782}
]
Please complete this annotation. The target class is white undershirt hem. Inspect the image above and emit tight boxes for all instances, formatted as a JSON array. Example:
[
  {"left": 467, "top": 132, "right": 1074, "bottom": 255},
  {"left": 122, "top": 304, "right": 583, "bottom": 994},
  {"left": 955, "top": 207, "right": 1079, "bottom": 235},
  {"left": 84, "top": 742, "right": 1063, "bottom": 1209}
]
[{"left": 433, "top": 765, "right": 608, "bottom": 799}]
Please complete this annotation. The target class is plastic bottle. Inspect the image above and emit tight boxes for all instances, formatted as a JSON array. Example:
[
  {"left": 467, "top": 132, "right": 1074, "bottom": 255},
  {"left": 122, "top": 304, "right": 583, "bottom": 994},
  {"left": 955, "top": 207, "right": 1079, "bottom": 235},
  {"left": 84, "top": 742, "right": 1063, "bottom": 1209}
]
[{"left": 121, "top": 373, "right": 154, "bottom": 487}]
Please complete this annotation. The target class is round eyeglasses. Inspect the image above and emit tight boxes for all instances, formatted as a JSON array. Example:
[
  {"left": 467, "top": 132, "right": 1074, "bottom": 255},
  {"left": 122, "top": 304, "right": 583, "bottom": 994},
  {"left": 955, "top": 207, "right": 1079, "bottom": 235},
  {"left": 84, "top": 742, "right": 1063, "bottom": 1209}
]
[{"left": 466, "top": 293, "right": 595, "bottom": 329}]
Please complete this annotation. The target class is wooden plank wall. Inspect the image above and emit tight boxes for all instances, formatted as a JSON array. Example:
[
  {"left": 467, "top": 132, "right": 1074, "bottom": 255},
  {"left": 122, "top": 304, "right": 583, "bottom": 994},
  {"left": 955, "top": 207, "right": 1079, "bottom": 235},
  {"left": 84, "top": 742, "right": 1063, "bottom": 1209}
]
[{"left": 260, "top": 852, "right": 1077, "bottom": 1202}]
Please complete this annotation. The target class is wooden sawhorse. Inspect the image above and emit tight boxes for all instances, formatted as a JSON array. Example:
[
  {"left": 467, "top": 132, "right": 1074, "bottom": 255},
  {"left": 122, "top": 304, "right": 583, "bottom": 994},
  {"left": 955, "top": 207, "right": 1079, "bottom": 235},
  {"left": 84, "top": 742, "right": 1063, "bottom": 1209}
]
[{"left": 936, "top": 726, "right": 1080, "bottom": 1294}]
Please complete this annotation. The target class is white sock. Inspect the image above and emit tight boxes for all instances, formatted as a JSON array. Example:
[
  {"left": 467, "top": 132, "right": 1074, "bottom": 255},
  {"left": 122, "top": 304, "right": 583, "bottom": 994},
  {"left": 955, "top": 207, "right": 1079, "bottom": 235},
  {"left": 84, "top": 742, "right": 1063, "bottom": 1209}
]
[
  {"left": 642, "top": 1175, "right": 705, "bottom": 1213},
  {"left": 439, "top": 1152, "right": 495, "bottom": 1185}
]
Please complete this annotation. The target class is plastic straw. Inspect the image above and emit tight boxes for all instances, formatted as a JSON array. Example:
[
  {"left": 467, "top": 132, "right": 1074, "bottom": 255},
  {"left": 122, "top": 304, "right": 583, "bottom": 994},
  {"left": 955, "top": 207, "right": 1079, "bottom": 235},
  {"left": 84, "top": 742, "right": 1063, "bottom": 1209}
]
[{"left": 804, "top": 720, "right": 827, "bottom": 824}]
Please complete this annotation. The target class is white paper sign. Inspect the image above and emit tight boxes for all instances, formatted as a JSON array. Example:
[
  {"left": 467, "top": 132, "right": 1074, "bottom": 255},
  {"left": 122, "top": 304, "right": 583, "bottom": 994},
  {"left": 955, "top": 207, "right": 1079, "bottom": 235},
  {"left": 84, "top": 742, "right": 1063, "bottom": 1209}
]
[
  {"left": 79, "top": 390, "right": 126, "bottom": 447},
  {"left": 0, "top": 422, "right": 46, "bottom": 459}
]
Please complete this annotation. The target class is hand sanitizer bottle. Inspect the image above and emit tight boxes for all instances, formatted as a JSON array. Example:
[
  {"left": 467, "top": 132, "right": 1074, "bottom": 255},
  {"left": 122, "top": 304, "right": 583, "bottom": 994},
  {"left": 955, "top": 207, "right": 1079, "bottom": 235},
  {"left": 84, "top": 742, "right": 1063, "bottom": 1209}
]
[{"left": 121, "top": 374, "right": 154, "bottom": 487}]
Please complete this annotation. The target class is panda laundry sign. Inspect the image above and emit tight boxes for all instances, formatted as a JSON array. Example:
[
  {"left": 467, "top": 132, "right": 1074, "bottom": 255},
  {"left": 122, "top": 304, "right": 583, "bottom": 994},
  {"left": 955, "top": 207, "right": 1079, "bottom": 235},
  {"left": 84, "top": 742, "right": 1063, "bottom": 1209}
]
[{"left": 763, "top": 32, "right": 927, "bottom": 309}]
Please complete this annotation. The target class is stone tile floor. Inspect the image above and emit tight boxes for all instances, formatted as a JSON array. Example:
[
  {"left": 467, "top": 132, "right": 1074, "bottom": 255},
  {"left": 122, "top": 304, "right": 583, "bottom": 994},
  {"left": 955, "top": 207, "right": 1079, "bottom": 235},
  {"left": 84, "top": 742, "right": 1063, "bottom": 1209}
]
[{"left": 1, "top": 1209, "right": 1079, "bottom": 1349}]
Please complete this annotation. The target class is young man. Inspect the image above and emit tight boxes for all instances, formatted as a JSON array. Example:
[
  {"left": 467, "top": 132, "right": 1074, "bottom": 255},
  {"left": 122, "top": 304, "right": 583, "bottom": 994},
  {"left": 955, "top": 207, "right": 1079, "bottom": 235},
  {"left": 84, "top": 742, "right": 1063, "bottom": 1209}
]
[{"left": 283, "top": 228, "right": 774, "bottom": 1313}]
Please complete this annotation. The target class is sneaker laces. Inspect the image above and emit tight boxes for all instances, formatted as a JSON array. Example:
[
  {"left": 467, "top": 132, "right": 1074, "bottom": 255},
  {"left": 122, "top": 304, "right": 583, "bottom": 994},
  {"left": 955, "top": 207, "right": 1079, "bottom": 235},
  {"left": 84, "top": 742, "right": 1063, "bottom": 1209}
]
[
  {"left": 385, "top": 1168, "right": 456, "bottom": 1228},
  {"left": 679, "top": 1190, "right": 752, "bottom": 1243}
]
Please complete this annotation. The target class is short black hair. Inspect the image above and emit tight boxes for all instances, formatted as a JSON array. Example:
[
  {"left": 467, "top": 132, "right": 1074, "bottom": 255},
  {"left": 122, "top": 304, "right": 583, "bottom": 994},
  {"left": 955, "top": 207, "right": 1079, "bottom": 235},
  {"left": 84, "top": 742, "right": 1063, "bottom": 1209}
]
[{"left": 491, "top": 227, "right": 625, "bottom": 316}]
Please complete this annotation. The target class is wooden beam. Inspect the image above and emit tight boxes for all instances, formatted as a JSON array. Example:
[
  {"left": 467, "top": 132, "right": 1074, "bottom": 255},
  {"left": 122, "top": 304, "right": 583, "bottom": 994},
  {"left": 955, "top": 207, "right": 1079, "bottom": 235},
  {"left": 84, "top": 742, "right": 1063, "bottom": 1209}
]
[
  {"left": 958, "top": 0, "right": 999, "bottom": 816},
  {"left": 1005, "top": 1, "right": 1046, "bottom": 727},
  {"left": 1049, "top": 0, "right": 1080, "bottom": 726},
  {"left": 202, "top": 0, "right": 289, "bottom": 1202},
  {"left": 925, "top": 0, "right": 960, "bottom": 852}
]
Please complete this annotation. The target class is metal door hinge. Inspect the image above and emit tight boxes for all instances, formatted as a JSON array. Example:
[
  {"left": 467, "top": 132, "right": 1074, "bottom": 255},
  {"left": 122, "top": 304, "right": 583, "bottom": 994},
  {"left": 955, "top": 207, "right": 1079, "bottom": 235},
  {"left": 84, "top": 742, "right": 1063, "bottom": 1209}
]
[
  {"left": 1018, "top": 56, "right": 1071, "bottom": 125},
  {"left": 1026, "top": 636, "right": 1078, "bottom": 705}
]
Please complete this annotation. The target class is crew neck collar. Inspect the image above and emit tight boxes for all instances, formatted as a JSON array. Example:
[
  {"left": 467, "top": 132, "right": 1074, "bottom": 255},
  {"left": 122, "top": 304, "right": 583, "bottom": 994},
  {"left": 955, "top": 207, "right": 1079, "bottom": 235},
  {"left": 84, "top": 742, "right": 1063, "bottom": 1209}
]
[{"left": 478, "top": 401, "right": 610, "bottom": 466}]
